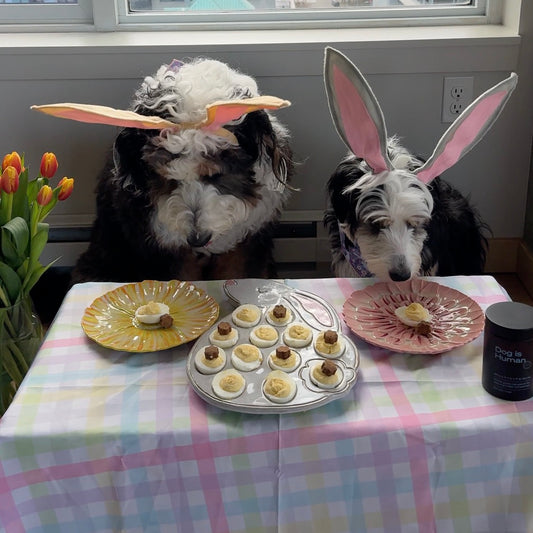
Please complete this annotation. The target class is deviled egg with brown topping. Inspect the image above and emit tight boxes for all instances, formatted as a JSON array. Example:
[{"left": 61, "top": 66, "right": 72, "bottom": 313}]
[
  {"left": 314, "top": 330, "right": 345, "bottom": 359},
  {"left": 194, "top": 345, "right": 226, "bottom": 375},
  {"left": 265, "top": 304, "right": 292, "bottom": 326},
  {"left": 268, "top": 345, "right": 301, "bottom": 372},
  {"left": 135, "top": 301, "right": 170, "bottom": 325},
  {"left": 212, "top": 369, "right": 245, "bottom": 400},
  {"left": 209, "top": 321, "right": 238, "bottom": 348},
  {"left": 282, "top": 322, "right": 313, "bottom": 348},
  {"left": 263, "top": 370, "right": 297, "bottom": 404},
  {"left": 249, "top": 325, "right": 279, "bottom": 348},
  {"left": 310, "top": 360, "right": 343, "bottom": 390},
  {"left": 394, "top": 302, "right": 431, "bottom": 328},
  {"left": 231, "top": 343, "right": 263, "bottom": 372},
  {"left": 231, "top": 304, "right": 261, "bottom": 328}
]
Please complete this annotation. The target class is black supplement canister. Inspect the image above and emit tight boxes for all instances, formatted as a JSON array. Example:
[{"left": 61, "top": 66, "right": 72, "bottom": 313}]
[{"left": 482, "top": 301, "right": 533, "bottom": 401}]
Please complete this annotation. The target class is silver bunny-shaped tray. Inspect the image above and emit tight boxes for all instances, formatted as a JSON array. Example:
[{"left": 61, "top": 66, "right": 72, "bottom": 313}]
[{"left": 186, "top": 279, "right": 360, "bottom": 414}]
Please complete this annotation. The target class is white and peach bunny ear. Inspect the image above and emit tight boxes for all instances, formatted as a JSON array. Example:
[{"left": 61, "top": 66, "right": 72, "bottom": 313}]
[
  {"left": 415, "top": 72, "right": 517, "bottom": 184},
  {"left": 324, "top": 47, "right": 393, "bottom": 176},
  {"left": 31, "top": 96, "right": 291, "bottom": 145}
]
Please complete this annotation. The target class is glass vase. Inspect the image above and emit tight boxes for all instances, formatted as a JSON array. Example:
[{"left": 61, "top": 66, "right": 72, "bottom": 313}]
[{"left": 0, "top": 297, "right": 43, "bottom": 417}]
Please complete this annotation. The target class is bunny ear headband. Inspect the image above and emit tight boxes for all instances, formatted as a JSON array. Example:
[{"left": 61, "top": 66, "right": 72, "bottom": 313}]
[
  {"left": 31, "top": 60, "right": 290, "bottom": 146},
  {"left": 324, "top": 46, "right": 517, "bottom": 185}
]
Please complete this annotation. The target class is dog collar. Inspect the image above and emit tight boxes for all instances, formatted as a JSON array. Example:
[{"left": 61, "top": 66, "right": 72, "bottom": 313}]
[{"left": 338, "top": 225, "right": 373, "bottom": 278}]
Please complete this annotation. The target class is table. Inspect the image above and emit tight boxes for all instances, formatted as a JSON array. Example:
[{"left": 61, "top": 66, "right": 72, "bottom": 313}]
[{"left": 1, "top": 276, "right": 532, "bottom": 533}]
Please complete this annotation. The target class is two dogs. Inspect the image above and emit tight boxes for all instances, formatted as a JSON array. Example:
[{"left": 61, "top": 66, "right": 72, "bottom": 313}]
[{"left": 37, "top": 51, "right": 516, "bottom": 283}]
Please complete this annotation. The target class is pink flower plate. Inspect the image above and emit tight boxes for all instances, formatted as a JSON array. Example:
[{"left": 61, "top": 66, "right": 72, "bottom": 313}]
[{"left": 342, "top": 279, "right": 484, "bottom": 354}]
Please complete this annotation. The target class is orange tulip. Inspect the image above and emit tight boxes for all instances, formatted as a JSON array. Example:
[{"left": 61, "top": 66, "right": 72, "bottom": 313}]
[
  {"left": 57, "top": 177, "right": 74, "bottom": 201},
  {"left": 1, "top": 166, "right": 20, "bottom": 194},
  {"left": 37, "top": 185, "right": 53, "bottom": 206},
  {"left": 2, "top": 152, "right": 22, "bottom": 174},
  {"left": 40, "top": 152, "right": 58, "bottom": 178}
]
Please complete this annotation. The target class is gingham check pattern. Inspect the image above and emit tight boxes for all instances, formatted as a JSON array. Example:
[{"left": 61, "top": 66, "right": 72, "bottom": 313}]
[{"left": 1, "top": 276, "right": 532, "bottom": 533}]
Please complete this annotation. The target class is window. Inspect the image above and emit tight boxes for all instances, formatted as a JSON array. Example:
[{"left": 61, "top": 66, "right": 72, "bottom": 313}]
[{"left": 0, "top": 0, "right": 498, "bottom": 30}]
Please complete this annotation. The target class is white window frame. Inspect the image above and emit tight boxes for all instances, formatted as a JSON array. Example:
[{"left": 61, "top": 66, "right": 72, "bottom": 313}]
[
  {"left": 0, "top": 0, "right": 93, "bottom": 24},
  {"left": 0, "top": 0, "right": 502, "bottom": 31}
]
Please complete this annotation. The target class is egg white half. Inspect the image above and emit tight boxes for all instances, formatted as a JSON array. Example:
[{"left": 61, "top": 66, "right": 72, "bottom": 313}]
[
  {"left": 394, "top": 304, "right": 431, "bottom": 328},
  {"left": 231, "top": 304, "right": 261, "bottom": 328},
  {"left": 314, "top": 332, "right": 346, "bottom": 359},
  {"left": 263, "top": 370, "right": 297, "bottom": 404},
  {"left": 135, "top": 302, "right": 170, "bottom": 324},
  {"left": 231, "top": 343, "right": 263, "bottom": 371},
  {"left": 309, "top": 362, "right": 343, "bottom": 390},
  {"left": 265, "top": 305, "right": 293, "bottom": 326},
  {"left": 194, "top": 347, "right": 227, "bottom": 375},
  {"left": 209, "top": 327, "right": 239, "bottom": 348},
  {"left": 249, "top": 325, "right": 279, "bottom": 348},
  {"left": 268, "top": 348, "right": 301, "bottom": 372},
  {"left": 283, "top": 322, "right": 313, "bottom": 348},
  {"left": 212, "top": 369, "right": 246, "bottom": 400}
]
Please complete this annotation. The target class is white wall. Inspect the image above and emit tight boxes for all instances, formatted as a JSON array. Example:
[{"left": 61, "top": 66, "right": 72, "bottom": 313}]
[{"left": 1, "top": 4, "right": 532, "bottom": 267}]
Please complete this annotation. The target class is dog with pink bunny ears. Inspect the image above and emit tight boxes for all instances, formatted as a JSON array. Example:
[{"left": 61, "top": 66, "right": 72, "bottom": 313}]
[{"left": 323, "top": 47, "right": 517, "bottom": 281}]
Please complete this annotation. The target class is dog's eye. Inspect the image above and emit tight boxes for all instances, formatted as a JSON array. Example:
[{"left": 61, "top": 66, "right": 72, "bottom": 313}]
[
  {"left": 406, "top": 219, "right": 425, "bottom": 230},
  {"left": 369, "top": 220, "right": 388, "bottom": 234}
]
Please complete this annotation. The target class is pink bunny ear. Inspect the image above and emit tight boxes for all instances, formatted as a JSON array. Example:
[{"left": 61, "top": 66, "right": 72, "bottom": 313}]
[
  {"left": 324, "top": 47, "right": 392, "bottom": 174},
  {"left": 415, "top": 73, "right": 517, "bottom": 184},
  {"left": 31, "top": 96, "right": 290, "bottom": 143},
  {"left": 31, "top": 103, "right": 177, "bottom": 130}
]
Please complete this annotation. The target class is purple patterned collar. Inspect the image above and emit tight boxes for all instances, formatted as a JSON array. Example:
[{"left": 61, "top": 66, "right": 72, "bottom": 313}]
[{"left": 338, "top": 225, "right": 373, "bottom": 278}]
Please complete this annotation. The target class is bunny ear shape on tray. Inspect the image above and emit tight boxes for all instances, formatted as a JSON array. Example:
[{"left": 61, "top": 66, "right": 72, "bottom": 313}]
[
  {"left": 324, "top": 47, "right": 392, "bottom": 174},
  {"left": 415, "top": 72, "right": 517, "bottom": 184}
]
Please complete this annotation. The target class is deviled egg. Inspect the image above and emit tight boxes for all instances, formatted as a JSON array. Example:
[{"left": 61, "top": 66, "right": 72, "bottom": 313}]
[
  {"left": 194, "top": 345, "right": 226, "bottom": 375},
  {"left": 310, "top": 360, "right": 343, "bottom": 390},
  {"left": 232, "top": 304, "right": 261, "bottom": 328},
  {"left": 231, "top": 343, "right": 263, "bottom": 372},
  {"left": 249, "top": 325, "right": 279, "bottom": 348},
  {"left": 209, "top": 321, "right": 239, "bottom": 348},
  {"left": 394, "top": 302, "right": 431, "bottom": 328},
  {"left": 283, "top": 322, "right": 313, "bottom": 348},
  {"left": 263, "top": 370, "right": 297, "bottom": 404},
  {"left": 212, "top": 369, "right": 246, "bottom": 400},
  {"left": 314, "top": 330, "right": 345, "bottom": 359},
  {"left": 265, "top": 304, "right": 292, "bottom": 326},
  {"left": 268, "top": 345, "right": 301, "bottom": 372},
  {"left": 135, "top": 301, "right": 170, "bottom": 324}
]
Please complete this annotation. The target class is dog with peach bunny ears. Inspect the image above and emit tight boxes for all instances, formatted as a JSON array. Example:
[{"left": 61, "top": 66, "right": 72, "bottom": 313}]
[
  {"left": 33, "top": 57, "right": 294, "bottom": 283},
  {"left": 323, "top": 47, "right": 517, "bottom": 281}
]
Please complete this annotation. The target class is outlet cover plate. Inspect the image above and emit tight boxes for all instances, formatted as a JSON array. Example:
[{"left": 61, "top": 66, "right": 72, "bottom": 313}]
[{"left": 442, "top": 76, "right": 474, "bottom": 123}]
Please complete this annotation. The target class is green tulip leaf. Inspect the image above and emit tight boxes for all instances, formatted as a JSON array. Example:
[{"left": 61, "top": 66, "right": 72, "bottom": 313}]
[
  {"left": 1, "top": 217, "right": 29, "bottom": 268},
  {"left": 12, "top": 168, "right": 30, "bottom": 220},
  {"left": 0, "top": 261, "right": 22, "bottom": 303},
  {"left": 29, "top": 224, "right": 49, "bottom": 265}
]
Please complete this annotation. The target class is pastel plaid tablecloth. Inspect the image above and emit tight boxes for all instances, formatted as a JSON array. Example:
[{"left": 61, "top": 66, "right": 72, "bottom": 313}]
[{"left": 1, "top": 276, "right": 532, "bottom": 533}]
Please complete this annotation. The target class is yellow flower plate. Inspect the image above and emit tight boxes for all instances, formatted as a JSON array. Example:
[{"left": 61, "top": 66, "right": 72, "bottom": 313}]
[{"left": 81, "top": 280, "right": 220, "bottom": 353}]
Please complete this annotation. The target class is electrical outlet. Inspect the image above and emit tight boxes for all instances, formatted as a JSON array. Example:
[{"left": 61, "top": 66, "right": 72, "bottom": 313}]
[{"left": 442, "top": 76, "right": 474, "bottom": 123}]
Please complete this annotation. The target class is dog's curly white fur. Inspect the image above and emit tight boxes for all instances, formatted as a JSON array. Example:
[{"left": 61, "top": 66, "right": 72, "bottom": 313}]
[{"left": 72, "top": 58, "right": 293, "bottom": 283}]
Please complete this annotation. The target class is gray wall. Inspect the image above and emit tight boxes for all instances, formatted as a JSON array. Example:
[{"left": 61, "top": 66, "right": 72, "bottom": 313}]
[{"left": 1, "top": 5, "right": 532, "bottom": 263}]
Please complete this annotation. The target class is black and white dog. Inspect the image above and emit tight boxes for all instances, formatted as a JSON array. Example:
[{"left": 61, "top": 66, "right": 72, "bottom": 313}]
[
  {"left": 323, "top": 48, "right": 517, "bottom": 281},
  {"left": 34, "top": 58, "right": 293, "bottom": 283}
]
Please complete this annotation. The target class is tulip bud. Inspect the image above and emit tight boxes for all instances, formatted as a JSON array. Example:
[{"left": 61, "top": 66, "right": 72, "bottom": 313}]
[
  {"left": 57, "top": 177, "right": 74, "bottom": 201},
  {"left": 37, "top": 185, "right": 53, "bottom": 206},
  {"left": 1, "top": 166, "right": 20, "bottom": 194},
  {"left": 40, "top": 152, "right": 58, "bottom": 178},
  {"left": 2, "top": 152, "right": 22, "bottom": 174}
]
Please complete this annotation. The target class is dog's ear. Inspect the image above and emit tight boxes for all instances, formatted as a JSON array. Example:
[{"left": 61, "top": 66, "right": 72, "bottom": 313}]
[
  {"left": 324, "top": 47, "right": 392, "bottom": 174},
  {"left": 414, "top": 73, "right": 517, "bottom": 184}
]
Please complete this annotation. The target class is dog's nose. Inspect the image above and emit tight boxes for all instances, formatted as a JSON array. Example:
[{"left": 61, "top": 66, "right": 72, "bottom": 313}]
[
  {"left": 389, "top": 256, "right": 411, "bottom": 282},
  {"left": 187, "top": 232, "right": 212, "bottom": 248}
]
